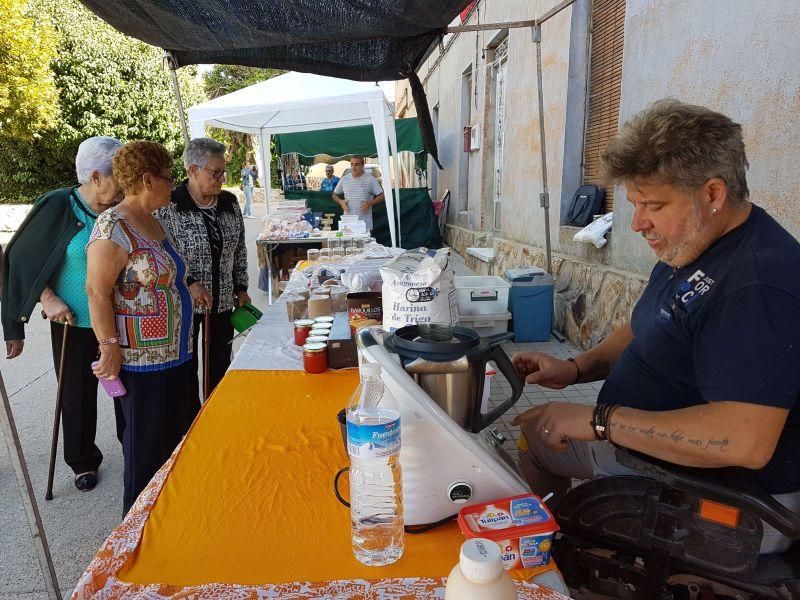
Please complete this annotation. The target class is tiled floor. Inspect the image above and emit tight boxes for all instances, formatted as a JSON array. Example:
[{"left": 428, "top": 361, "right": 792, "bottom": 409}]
[
  {"left": 487, "top": 339, "right": 603, "bottom": 464},
  {"left": 448, "top": 249, "right": 603, "bottom": 463}
]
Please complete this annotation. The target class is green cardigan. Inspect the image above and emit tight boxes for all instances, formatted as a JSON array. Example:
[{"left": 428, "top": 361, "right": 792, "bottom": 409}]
[{"left": 1, "top": 187, "right": 86, "bottom": 341}]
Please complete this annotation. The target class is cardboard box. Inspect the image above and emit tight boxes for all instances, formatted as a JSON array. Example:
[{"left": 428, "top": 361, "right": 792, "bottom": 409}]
[{"left": 327, "top": 312, "right": 358, "bottom": 369}]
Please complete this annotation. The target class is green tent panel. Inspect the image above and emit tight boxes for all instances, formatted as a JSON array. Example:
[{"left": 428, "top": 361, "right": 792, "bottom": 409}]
[{"left": 275, "top": 117, "right": 424, "bottom": 161}]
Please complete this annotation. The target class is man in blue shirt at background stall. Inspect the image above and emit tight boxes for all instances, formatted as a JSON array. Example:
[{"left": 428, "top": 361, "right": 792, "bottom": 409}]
[{"left": 320, "top": 165, "right": 340, "bottom": 192}]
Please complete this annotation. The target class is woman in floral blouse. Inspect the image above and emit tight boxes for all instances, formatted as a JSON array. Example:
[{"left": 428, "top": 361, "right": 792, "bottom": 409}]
[{"left": 86, "top": 140, "right": 200, "bottom": 514}]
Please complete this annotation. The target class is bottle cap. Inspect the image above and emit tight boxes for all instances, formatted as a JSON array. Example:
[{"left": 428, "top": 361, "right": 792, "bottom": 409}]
[
  {"left": 361, "top": 362, "right": 381, "bottom": 377},
  {"left": 459, "top": 538, "right": 503, "bottom": 584}
]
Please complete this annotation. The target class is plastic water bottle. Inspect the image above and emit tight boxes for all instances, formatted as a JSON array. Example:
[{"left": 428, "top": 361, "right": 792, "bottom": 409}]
[{"left": 346, "top": 362, "right": 404, "bottom": 566}]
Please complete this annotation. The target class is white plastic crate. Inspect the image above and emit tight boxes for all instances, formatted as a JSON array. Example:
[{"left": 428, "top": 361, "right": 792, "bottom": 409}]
[
  {"left": 455, "top": 276, "right": 511, "bottom": 315},
  {"left": 458, "top": 311, "right": 511, "bottom": 337}
]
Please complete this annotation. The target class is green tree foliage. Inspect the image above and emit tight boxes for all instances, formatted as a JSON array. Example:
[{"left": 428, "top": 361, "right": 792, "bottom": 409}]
[
  {"left": 203, "top": 65, "right": 283, "bottom": 186},
  {"left": 0, "top": 0, "right": 59, "bottom": 140},
  {"left": 204, "top": 65, "right": 284, "bottom": 100},
  {"left": 0, "top": 0, "right": 205, "bottom": 203}
]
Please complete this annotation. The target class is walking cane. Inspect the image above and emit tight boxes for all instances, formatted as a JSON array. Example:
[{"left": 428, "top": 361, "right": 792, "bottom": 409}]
[
  {"left": 45, "top": 322, "right": 69, "bottom": 501},
  {"left": 203, "top": 307, "right": 211, "bottom": 401}
]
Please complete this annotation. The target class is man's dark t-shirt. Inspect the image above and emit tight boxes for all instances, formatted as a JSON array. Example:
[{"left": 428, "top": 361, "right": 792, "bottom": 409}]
[{"left": 598, "top": 205, "right": 800, "bottom": 493}]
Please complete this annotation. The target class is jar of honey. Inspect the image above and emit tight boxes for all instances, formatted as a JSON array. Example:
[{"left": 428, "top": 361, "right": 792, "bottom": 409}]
[
  {"left": 303, "top": 342, "right": 328, "bottom": 374},
  {"left": 294, "top": 319, "right": 315, "bottom": 346}
]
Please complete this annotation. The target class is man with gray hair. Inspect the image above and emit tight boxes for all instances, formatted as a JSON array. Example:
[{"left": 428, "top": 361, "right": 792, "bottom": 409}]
[
  {"left": 511, "top": 100, "right": 800, "bottom": 540},
  {"left": 2, "top": 135, "right": 125, "bottom": 492}
]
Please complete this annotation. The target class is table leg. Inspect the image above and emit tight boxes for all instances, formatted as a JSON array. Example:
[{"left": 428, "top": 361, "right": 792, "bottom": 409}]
[{"left": 267, "top": 244, "right": 275, "bottom": 306}]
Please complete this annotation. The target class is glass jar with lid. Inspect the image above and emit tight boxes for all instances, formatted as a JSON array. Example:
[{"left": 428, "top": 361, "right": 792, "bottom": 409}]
[{"left": 303, "top": 342, "right": 328, "bottom": 374}]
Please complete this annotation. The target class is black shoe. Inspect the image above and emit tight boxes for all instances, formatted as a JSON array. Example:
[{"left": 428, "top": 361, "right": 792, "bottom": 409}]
[{"left": 75, "top": 472, "right": 97, "bottom": 492}]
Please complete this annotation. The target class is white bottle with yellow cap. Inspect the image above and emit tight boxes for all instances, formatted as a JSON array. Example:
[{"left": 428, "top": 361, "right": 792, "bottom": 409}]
[{"left": 445, "top": 538, "right": 517, "bottom": 599}]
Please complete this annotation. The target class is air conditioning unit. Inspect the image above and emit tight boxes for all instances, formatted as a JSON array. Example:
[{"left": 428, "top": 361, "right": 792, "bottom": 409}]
[{"left": 470, "top": 123, "right": 481, "bottom": 151}]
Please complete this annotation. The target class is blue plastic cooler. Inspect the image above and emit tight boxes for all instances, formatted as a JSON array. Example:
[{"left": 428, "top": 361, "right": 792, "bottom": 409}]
[{"left": 505, "top": 267, "right": 554, "bottom": 342}]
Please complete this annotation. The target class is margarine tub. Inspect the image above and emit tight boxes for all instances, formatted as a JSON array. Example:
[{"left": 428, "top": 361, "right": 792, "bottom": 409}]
[{"left": 456, "top": 494, "right": 559, "bottom": 570}]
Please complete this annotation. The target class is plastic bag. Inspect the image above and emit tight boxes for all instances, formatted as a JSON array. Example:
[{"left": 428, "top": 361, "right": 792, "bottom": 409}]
[{"left": 573, "top": 212, "right": 613, "bottom": 249}]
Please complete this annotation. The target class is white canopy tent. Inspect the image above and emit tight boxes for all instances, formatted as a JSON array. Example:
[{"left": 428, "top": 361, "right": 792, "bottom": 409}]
[{"left": 188, "top": 71, "right": 401, "bottom": 247}]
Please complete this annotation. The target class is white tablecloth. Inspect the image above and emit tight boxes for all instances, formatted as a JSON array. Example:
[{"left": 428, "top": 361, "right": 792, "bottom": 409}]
[{"left": 229, "top": 294, "right": 305, "bottom": 371}]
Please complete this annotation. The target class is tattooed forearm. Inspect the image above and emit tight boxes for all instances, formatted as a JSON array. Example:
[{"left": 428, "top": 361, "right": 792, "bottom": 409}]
[{"left": 609, "top": 421, "right": 731, "bottom": 453}]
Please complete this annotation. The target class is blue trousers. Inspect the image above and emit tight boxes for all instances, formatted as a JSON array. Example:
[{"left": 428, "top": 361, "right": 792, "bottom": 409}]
[
  {"left": 243, "top": 185, "right": 253, "bottom": 216},
  {"left": 118, "top": 360, "right": 199, "bottom": 514}
]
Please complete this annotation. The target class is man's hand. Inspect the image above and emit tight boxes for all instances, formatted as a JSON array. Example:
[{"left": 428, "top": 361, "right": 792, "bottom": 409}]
[
  {"left": 93, "top": 344, "right": 122, "bottom": 380},
  {"left": 512, "top": 352, "right": 579, "bottom": 389},
  {"left": 41, "top": 290, "right": 74, "bottom": 325},
  {"left": 234, "top": 290, "right": 251, "bottom": 307},
  {"left": 5, "top": 340, "right": 24, "bottom": 359},
  {"left": 360, "top": 201, "right": 371, "bottom": 214},
  {"left": 512, "top": 401, "right": 595, "bottom": 451},
  {"left": 189, "top": 282, "right": 213, "bottom": 310}
]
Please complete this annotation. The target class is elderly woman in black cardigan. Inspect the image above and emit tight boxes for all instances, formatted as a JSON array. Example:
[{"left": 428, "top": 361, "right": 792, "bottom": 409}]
[{"left": 156, "top": 137, "right": 249, "bottom": 398}]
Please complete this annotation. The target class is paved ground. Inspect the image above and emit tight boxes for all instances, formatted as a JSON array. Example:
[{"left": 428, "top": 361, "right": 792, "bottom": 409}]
[
  {"left": 0, "top": 203, "right": 597, "bottom": 597},
  {"left": 448, "top": 256, "right": 601, "bottom": 463}
]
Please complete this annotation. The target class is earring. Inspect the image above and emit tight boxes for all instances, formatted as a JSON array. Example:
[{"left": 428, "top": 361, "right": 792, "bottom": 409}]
[{"left": 712, "top": 208, "right": 718, "bottom": 215}]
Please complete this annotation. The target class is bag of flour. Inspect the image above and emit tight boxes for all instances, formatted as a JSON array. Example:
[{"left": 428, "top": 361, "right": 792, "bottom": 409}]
[{"left": 380, "top": 248, "right": 458, "bottom": 331}]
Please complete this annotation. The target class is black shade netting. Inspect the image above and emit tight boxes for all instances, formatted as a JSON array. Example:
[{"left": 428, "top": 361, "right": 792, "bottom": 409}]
[{"left": 78, "top": 0, "right": 476, "bottom": 166}]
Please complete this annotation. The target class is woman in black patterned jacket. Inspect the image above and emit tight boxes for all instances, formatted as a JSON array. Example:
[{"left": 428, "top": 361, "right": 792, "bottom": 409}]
[{"left": 157, "top": 137, "right": 250, "bottom": 398}]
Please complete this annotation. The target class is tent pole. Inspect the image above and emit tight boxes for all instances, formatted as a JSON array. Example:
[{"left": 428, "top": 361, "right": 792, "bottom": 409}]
[
  {"left": 388, "top": 117, "right": 402, "bottom": 248},
  {"left": 532, "top": 25, "right": 553, "bottom": 274},
  {"left": 0, "top": 371, "right": 62, "bottom": 599},
  {"left": 163, "top": 51, "right": 190, "bottom": 147},
  {"left": 259, "top": 131, "right": 272, "bottom": 217}
]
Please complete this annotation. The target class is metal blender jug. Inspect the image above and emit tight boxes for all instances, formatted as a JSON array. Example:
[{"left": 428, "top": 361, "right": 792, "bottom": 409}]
[{"left": 384, "top": 323, "right": 524, "bottom": 433}]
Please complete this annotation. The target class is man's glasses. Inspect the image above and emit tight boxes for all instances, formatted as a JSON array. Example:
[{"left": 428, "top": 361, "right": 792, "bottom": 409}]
[{"left": 198, "top": 166, "right": 228, "bottom": 180}]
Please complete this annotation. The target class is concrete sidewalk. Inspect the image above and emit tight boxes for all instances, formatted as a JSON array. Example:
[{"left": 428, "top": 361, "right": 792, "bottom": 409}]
[{"left": 0, "top": 205, "right": 597, "bottom": 597}]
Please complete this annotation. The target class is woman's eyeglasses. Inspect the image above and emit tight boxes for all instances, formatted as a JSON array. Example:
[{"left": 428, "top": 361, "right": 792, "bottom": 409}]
[
  {"left": 199, "top": 167, "right": 228, "bottom": 180},
  {"left": 153, "top": 173, "right": 176, "bottom": 186}
]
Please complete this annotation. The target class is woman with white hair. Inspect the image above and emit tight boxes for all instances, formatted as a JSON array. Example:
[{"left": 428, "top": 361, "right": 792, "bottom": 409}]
[
  {"left": 157, "top": 137, "right": 249, "bottom": 399},
  {"left": 1, "top": 136, "right": 125, "bottom": 492}
]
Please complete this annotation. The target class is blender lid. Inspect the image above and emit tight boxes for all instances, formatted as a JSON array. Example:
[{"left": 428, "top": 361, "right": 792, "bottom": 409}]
[{"left": 389, "top": 323, "right": 480, "bottom": 360}]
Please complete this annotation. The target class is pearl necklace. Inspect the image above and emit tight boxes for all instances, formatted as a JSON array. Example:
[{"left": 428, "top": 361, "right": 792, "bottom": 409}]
[{"left": 188, "top": 187, "right": 217, "bottom": 208}]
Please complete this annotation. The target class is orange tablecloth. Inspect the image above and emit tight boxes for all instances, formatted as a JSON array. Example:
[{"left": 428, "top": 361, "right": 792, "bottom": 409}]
[{"left": 73, "top": 370, "right": 564, "bottom": 599}]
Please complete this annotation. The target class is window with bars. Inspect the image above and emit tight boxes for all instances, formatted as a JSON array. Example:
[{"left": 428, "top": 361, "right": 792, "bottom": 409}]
[{"left": 582, "top": 0, "right": 626, "bottom": 213}]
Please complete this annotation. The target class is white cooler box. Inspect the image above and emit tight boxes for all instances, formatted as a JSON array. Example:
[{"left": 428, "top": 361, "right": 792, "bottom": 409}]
[
  {"left": 458, "top": 311, "right": 512, "bottom": 337},
  {"left": 455, "top": 276, "right": 511, "bottom": 315}
]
